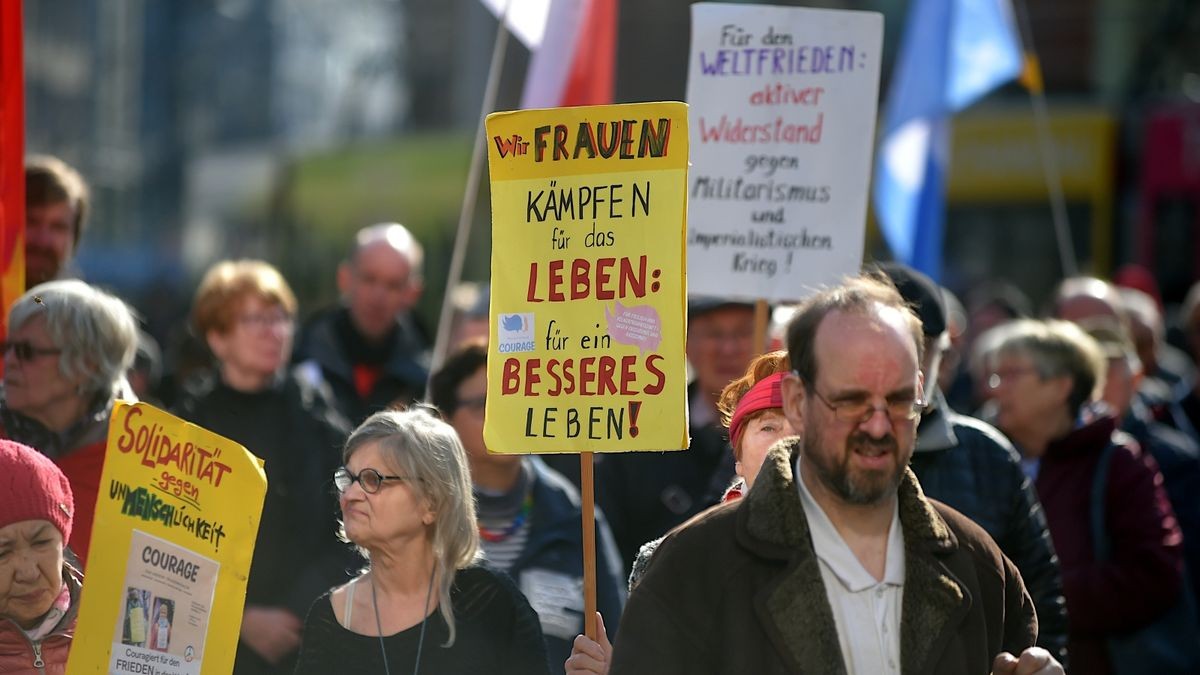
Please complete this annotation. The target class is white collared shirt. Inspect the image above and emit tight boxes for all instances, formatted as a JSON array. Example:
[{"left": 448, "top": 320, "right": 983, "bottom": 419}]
[{"left": 796, "top": 459, "right": 905, "bottom": 675}]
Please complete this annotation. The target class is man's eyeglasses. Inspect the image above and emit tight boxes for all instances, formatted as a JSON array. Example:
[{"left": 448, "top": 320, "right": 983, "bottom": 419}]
[
  {"left": 1, "top": 340, "right": 62, "bottom": 362},
  {"left": 801, "top": 376, "right": 926, "bottom": 425},
  {"left": 333, "top": 467, "right": 420, "bottom": 494}
]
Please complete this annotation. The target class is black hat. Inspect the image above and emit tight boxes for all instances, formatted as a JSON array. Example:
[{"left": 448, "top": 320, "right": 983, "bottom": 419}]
[
  {"left": 877, "top": 262, "right": 946, "bottom": 337},
  {"left": 687, "top": 295, "right": 756, "bottom": 320}
]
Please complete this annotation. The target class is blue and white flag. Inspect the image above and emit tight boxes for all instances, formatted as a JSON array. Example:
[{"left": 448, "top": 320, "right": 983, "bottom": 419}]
[{"left": 873, "top": 0, "right": 1023, "bottom": 281}]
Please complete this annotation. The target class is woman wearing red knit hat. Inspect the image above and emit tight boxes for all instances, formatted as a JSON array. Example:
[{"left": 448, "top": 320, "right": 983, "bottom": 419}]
[{"left": 0, "top": 439, "right": 82, "bottom": 673}]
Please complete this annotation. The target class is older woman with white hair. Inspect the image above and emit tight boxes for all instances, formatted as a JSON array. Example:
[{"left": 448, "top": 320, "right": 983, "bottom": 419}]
[
  {"left": 294, "top": 408, "right": 551, "bottom": 674},
  {"left": 0, "top": 280, "right": 137, "bottom": 565}
]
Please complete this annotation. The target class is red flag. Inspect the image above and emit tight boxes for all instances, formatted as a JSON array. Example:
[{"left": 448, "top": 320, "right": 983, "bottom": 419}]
[
  {"left": 0, "top": 0, "right": 23, "bottom": 334},
  {"left": 521, "top": 0, "right": 617, "bottom": 108}
]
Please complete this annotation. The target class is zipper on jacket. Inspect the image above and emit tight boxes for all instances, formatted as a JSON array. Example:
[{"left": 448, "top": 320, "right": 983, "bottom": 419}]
[{"left": 32, "top": 640, "right": 45, "bottom": 671}]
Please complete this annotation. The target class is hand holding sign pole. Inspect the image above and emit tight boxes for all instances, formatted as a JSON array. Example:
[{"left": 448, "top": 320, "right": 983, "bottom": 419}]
[{"left": 485, "top": 102, "right": 689, "bottom": 642}]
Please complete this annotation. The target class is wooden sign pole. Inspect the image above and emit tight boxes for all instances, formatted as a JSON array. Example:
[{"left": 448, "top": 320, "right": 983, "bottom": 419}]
[
  {"left": 580, "top": 451, "right": 598, "bottom": 640},
  {"left": 754, "top": 299, "right": 770, "bottom": 353}
]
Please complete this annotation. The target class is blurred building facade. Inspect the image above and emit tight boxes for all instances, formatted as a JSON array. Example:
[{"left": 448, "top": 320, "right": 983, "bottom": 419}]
[{"left": 22, "top": 0, "right": 1200, "bottom": 337}]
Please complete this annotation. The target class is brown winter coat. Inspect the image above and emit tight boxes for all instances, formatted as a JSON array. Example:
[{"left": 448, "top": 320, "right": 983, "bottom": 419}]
[{"left": 610, "top": 438, "right": 1038, "bottom": 675}]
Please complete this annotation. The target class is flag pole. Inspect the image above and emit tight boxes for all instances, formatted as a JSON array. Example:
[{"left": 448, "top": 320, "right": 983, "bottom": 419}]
[
  {"left": 430, "top": 0, "right": 514, "bottom": 375},
  {"left": 1012, "top": 0, "right": 1077, "bottom": 279}
]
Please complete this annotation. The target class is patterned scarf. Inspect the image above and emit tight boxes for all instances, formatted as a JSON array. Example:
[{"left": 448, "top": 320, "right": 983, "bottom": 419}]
[{"left": 22, "top": 582, "right": 70, "bottom": 642}]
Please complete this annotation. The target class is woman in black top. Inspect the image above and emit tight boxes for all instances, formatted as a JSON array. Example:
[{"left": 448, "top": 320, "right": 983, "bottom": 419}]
[
  {"left": 175, "top": 260, "right": 351, "bottom": 674},
  {"left": 295, "top": 408, "right": 550, "bottom": 675}
]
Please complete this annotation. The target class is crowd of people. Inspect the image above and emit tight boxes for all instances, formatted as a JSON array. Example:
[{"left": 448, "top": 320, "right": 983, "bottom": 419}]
[{"left": 5, "top": 155, "right": 1200, "bottom": 674}]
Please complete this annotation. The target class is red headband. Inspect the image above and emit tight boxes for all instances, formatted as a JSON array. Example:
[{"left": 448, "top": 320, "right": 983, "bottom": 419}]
[{"left": 728, "top": 372, "right": 786, "bottom": 450}]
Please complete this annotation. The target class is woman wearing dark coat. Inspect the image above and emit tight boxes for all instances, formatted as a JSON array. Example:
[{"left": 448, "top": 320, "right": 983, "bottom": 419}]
[
  {"left": 174, "top": 260, "right": 351, "bottom": 674},
  {"left": 983, "top": 319, "right": 1186, "bottom": 675}
]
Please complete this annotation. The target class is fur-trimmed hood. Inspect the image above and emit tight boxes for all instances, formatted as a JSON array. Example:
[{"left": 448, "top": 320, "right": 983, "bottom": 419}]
[
  {"left": 611, "top": 436, "right": 1037, "bottom": 675},
  {"left": 736, "top": 437, "right": 969, "bottom": 674}
]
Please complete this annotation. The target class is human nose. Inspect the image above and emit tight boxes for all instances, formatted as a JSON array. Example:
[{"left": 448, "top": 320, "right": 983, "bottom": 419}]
[
  {"left": 12, "top": 552, "right": 40, "bottom": 582},
  {"left": 858, "top": 406, "right": 895, "bottom": 438}
]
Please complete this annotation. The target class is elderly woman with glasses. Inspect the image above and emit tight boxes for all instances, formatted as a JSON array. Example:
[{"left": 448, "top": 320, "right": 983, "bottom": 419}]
[
  {"left": 0, "top": 280, "right": 137, "bottom": 566},
  {"left": 980, "top": 318, "right": 1189, "bottom": 674},
  {"left": 295, "top": 408, "right": 551, "bottom": 674},
  {"left": 174, "top": 260, "right": 350, "bottom": 674}
]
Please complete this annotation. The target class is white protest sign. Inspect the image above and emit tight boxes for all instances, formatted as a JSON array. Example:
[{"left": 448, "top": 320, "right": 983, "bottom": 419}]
[{"left": 686, "top": 3, "right": 883, "bottom": 301}]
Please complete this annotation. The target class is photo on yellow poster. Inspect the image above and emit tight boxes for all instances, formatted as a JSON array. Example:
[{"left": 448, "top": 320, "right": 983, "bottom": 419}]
[
  {"left": 483, "top": 102, "right": 689, "bottom": 454},
  {"left": 67, "top": 402, "right": 266, "bottom": 675}
]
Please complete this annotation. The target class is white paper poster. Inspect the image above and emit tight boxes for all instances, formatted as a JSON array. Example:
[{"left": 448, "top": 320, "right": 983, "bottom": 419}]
[{"left": 686, "top": 3, "right": 883, "bottom": 301}]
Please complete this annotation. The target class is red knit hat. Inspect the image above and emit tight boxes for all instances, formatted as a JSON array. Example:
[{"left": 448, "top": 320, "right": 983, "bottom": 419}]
[{"left": 0, "top": 439, "right": 74, "bottom": 543}]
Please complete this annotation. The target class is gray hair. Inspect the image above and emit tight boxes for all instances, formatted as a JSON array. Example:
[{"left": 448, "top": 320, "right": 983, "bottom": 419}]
[
  {"left": 9, "top": 280, "right": 138, "bottom": 400},
  {"left": 349, "top": 223, "right": 424, "bottom": 283},
  {"left": 342, "top": 408, "right": 481, "bottom": 646},
  {"left": 977, "top": 318, "right": 1106, "bottom": 414}
]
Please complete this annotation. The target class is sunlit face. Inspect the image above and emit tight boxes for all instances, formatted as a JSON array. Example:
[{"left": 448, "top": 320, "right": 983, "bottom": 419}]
[
  {"left": 987, "top": 352, "right": 1070, "bottom": 439},
  {"left": 3, "top": 314, "right": 84, "bottom": 428},
  {"left": 25, "top": 201, "right": 76, "bottom": 287},
  {"left": 783, "top": 308, "right": 922, "bottom": 506},
  {"left": 735, "top": 409, "right": 795, "bottom": 490},
  {"left": 339, "top": 243, "right": 420, "bottom": 341},
  {"left": 339, "top": 441, "right": 433, "bottom": 551},
  {"left": 0, "top": 520, "right": 65, "bottom": 630},
  {"left": 207, "top": 295, "right": 293, "bottom": 385},
  {"left": 686, "top": 307, "right": 757, "bottom": 404},
  {"left": 449, "top": 367, "right": 519, "bottom": 476}
]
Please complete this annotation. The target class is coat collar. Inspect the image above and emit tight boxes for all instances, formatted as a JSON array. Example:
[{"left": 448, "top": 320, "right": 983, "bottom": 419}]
[{"left": 738, "top": 437, "right": 971, "bottom": 674}]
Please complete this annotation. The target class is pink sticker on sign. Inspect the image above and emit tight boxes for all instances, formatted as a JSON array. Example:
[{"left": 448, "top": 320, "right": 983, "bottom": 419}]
[{"left": 604, "top": 301, "right": 662, "bottom": 354}]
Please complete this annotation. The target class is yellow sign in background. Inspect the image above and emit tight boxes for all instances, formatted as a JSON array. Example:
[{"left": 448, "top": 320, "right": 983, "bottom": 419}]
[
  {"left": 484, "top": 102, "right": 689, "bottom": 454},
  {"left": 67, "top": 402, "right": 266, "bottom": 675}
]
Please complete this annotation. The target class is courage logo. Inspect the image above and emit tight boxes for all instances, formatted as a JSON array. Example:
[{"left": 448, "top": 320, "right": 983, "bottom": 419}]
[{"left": 498, "top": 313, "right": 535, "bottom": 353}]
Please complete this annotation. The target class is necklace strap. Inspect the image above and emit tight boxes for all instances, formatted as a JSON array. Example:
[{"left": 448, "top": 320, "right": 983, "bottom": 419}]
[{"left": 370, "top": 566, "right": 436, "bottom": 675}]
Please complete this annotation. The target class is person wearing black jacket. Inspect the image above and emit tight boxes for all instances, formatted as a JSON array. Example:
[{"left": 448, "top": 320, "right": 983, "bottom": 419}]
[
  {"left": 175, "top": 260, "right": 354, "bottom": 674},
  {"left": 882, "top": 263, "right": 1069, "bottom": 665},
  {"left": 293, "top": 223, "right": 429, "bottom": 425}
]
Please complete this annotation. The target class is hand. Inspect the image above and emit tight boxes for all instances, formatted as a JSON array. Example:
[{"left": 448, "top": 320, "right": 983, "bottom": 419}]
[
  {"left": 992, "top": 647, "right": 1063, "bottom": 675},
  {"left": 240, "top": 605, "right": 302, "bottom": 665},
  {"left": 565, "top": 612, "right": 612, "bottom": 675}
]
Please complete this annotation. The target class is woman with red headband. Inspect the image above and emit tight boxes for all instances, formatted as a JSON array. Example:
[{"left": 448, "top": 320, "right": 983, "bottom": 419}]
[
  {"left": 565, "top": 352, "right": 795, "bottom": 675},
  {"left": 714, "top": 351, "right": 794, "bottom": 500}
]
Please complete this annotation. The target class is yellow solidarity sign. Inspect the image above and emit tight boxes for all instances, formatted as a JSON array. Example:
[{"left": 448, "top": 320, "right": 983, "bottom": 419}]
[{"left": 67, "top": 402, "right": 266, "bottom": 675}]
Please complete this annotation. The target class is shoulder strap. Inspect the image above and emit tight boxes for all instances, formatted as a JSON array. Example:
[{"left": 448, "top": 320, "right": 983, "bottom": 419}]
[
  {"left": 1090, "top": 442, "right": 1119, "bottom": 562},
  {"left": 343, "top": 578, "right": 357, "bottom": 628}
]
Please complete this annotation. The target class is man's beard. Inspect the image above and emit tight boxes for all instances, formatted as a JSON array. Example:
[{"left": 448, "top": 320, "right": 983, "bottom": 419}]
[{"left": 803, "top": 428, "right": 906, "bottom": 506}]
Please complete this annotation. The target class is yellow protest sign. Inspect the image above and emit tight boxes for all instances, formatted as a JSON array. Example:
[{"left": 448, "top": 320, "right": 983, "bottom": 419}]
[
  {"left": 67, "top": 402, "right": 266, "bottom": 675},
  {"left": 484, "top": 102, "right": 689, "bottom": 453}
]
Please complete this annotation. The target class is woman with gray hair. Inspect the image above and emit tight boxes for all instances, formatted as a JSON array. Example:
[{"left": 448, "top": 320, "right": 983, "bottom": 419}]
[
  {"left": 294, "top": 408, "right": 550, "bottom": 674},
  {"left": 0, "top": 279, "right": 137, "bottom": 565},
  {"left": 981, "top": 318, "right": 1191, "bottom": 674}
]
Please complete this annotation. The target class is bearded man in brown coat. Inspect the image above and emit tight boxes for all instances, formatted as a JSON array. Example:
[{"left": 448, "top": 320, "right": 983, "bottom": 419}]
[{"left": 608, "top": 276, "right": 1061, "bottom": 675}]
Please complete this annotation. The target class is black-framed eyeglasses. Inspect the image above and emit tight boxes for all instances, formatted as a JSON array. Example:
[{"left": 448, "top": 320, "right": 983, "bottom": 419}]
[
  {"left": 1, "top": 340, "right": 62, "bottom": 362},
  {"left": 797, "top": 372, "right": 926, "bottom": 425},
  {"left": 333, "top": 467, "right": 420, "bottom": 494}
]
